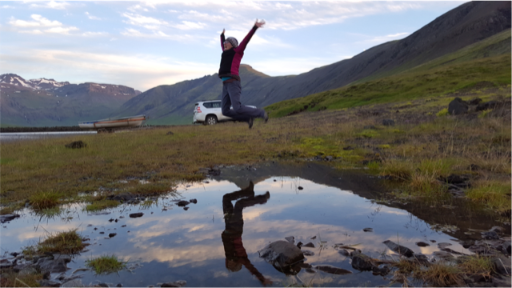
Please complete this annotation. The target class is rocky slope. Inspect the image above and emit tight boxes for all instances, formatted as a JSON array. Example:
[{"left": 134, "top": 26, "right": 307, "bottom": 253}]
[
  {"left": 116, "top": 1, "right": 510, "bottom": 125},
  {"left": 0, "top": 74, "right": 141, "bottom": 127}
]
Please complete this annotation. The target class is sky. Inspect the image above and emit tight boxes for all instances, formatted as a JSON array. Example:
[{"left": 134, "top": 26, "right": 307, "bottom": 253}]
[{"left": 0, "top": 0, "right": 466, "bottom": 92}]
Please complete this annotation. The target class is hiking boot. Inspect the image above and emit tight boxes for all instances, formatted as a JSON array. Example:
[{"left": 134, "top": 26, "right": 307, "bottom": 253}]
[
  {"left": 263, "top": 111, "right": 269, "bottom": 123},
  {"left": 248, "top": 118, "right": 254, "bottom": 129}
]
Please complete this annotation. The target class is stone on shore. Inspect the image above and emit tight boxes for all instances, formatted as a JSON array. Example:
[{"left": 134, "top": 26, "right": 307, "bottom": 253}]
[
  {"left": 448, "top": 97, "right": 468, "bottom": 115},
  {"left": 383, "top": 240, "right": 414, "bottom": 257}
]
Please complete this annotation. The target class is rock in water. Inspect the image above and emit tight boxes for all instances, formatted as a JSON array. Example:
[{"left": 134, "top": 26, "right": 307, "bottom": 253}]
[
  {"left": 258, "top": 240, "right": 305, "bottom": 274},
  {"left": 285, "top": 236, "right": 295, "bottom": 244},
  {"left": 383, "top": 240, "right": 414, "bottom": 257},
  {"left": 351, "top": 251, "right": 375, "bottom": 271},
  {"left": 481, "top": 231, "right": 500, "bottom": 240},
  {"left": 0, "top": 214, "right": 20, "bottom": 223},
  {"left": 303, "top": 242, "right": 315, "bottom": 248},
  {"left": 36, "top": 257, "right": 69, "bottom": 273},
  {"left": 416, "top": 241, "right": 430, "bottom": 247},
  {"left": 448, "top": 97, "right": 468, "bottom": 115},
  {"left": 129, "top": 213, "right": 143, "bottom": 218},
  {"left": 314, "top": 265, "right": 352, "bottom": 275},
  {"left": 177, "top": 201, "right": 189, "bottom": 207},
  {"left": 65, "top": 141, "right": 87, "bottom": 149}
]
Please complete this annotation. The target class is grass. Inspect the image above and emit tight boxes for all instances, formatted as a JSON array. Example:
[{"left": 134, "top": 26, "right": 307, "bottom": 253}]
[
  {"left": 265, "top": 53, "right": 510, "bottom": 118},
  {"left": 414, "top": 263, "right": 465, "bottom": 287},
  {"left": 29, "top": 191, "right": 60, "bottom": 210},
  {"left": 465, "top": 180, "right": 511, "bottom": 214},
  {"left": 0, "top": 271, "right": 43, "bottom": 287},
  {"left": 458, "top": 255, "right": 495, "bottom": 276},
  {"left": 1, "top": 90, "right": 510, "bottom": 215},
  {"left": 85, "top": 199, "right": 120, "bottom": 212},
  {"left": 436, "top": 108, "right": 449, "bottom": 117},
  {"left": 390, "top": 256, "right": 492, "bottom": 287},
  {"left": 29, "top": 229, "right": 87, "bottom": 255},
  {"left": 86, "top": 255, "right": 126, "bottom": 274}
]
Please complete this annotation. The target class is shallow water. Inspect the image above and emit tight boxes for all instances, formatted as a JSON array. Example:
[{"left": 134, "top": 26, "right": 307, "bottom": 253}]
[
  {"left": 0, "top": 164, "right": 503, "bottom": 287},
  {"left": 0, "top": 131, "right": 97, "bottom": 142}
]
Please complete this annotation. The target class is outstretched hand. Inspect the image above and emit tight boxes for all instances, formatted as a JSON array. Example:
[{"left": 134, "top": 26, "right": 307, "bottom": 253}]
[{"left": 255, "top": 19, "right": 265, "bottom": 28}]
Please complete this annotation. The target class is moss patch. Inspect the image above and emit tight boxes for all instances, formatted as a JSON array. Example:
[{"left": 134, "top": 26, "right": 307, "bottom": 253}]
[{"left": 86, "top": 255, "right": 126, "bottom": 274}]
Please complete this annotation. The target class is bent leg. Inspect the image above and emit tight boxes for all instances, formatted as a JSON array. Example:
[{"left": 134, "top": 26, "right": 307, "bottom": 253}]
[{"left": 226, "top": 81, "right": 264, "bottom": 120}]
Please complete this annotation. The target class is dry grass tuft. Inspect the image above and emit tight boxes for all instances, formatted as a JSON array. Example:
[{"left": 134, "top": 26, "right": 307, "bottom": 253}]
[
  {"left": 29, "top": 191, "right": 60, "bottom": 210},
  {"left": 86, "top": 255, "right": 125, "bottom": 275},
  {"left": 0, "top": 271, "right": 43, "bottom": 287},
  {"left": 414, "top": 263, "right": 465, "bottom": 287},
  {"left": 36, "top": 229, "right": 87, "bottom": 254},
  {"left": 458, "top": 255, "right": 495, "bottom": 276}
]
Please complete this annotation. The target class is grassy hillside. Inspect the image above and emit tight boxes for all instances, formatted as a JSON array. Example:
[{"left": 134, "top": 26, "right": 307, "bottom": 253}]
[{"left": 265, "top": 30, "right": 511, "bottom": 118}]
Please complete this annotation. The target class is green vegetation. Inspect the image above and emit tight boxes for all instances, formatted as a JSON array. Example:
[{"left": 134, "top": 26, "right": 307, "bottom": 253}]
[
  {"left": 85, "top": 199, "right": 120, "bottom": 212},
  {"left": 1, "top": 89, "right": 509, "bottom": 215},
  {"left": 415, "top": 263, "right": 465, "bottom": 287},
  {"left": 390, "top": 255, "right": 495, "bottom": 287},
  {"left": 29, "top": 191, "right": 61, "bottom": 210},
  {"left": 436, "top": 108, "right": 449, "bottom": 117},
  {"left": 266, "top": 52, "right": 509, "bottom": 117},
  {"left": 265, "top": 30, "right": 511, "bottom": 118},
  {"left": 458, "top": 255, "right": 495, "bottom": 276},
  {"left": 466, "top": 180, "right": 511, "bottom": 214},
  {"left": 86, "top": 255, "right": 126, "bottom": 274},
  {"left": 0, "top": 271, "right": 44, "bottom": 287},
  {"left": 26, "top": 229, "right": 87, "bottom": 255}
]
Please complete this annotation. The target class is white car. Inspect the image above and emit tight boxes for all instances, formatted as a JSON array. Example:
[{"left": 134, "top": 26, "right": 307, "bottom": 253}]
[{"left": 193, "top": 100, "right": 256, "bottom": 125}]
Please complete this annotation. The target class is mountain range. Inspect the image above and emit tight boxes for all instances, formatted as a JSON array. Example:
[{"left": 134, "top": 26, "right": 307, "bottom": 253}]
[
  {"left": 1, "top": 1, "right": 510, "bottom": 127},
  {"left": 115, "top": 1, "right": 511, "bottom": 125},
  {"left": 0, "top": 74, "right": 141, "bottom": 127}
]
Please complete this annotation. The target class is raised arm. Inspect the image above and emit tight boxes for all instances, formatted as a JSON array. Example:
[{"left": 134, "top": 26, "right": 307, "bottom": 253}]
[
  {"left": 237, "top": 20, "right": 265, "bottom": 52},
  {"left": 220, "top": 29, "right": 225, "bottom": 51}
]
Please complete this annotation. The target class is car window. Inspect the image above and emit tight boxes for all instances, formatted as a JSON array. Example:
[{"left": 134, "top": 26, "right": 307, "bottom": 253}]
[
  {"left": 212, "top": 102, "right": 221, "bottom": 108},
  {"left": 203, "top": 102, "right": 212, "bottom": 108}
]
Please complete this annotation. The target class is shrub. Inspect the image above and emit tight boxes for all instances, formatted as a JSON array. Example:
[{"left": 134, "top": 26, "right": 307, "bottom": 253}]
[{"left": 436, "top": 108, "right": 449, "bottom": 117}]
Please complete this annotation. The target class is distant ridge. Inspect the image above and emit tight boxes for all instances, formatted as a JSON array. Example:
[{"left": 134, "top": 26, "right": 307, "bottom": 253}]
[
  {"left": 116, "top": 1, "right": 511, "bottom": 125},
  {"left": 0, "top": 74, "right": 141, "bottom": 127}
]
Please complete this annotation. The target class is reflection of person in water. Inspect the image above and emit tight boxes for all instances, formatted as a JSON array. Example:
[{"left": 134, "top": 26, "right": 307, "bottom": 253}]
[{"left": 221, "top": 181, "right": 272, "bottom": 286}]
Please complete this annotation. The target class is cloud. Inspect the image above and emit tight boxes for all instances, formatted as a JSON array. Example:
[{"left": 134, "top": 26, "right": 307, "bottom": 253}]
[
  {"left": 82, "top": 31, "right": 108, "bottom": 37},
  {"left": 8, "top": 14, "right": 79, "bottom": 35},
  {"left": 357, "top": 32, "right": 410, "bottom": 44},
  {"left": 85, "top": 12, "right": 101, "bottom": 20},
  {"left": 130, "top": 1, "right": 430, "bottom": 31},
  {"left": 1, "top": 49, "right": 217, "bottom": 90},
  {"left": 30, "top": 1, "right": 70, "bottom": 10},
  {"left": 122, "top": 12, "right": 168, "bottom": 30},
  {"left": 9, "top": 14, "right": 109, "bottom": 37}
]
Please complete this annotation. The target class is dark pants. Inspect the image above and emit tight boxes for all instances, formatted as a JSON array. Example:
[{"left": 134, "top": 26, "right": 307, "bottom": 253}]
[{"left": 221, "top": 80, "right": 264, "bottom": 122}]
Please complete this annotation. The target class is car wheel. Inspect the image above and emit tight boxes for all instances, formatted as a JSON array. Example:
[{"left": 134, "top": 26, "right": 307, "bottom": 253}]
[{"left": 206, "top": 115, "right": 217, "bottom": 125}]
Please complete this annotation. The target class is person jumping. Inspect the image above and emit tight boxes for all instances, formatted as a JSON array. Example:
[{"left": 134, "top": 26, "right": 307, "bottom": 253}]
[{"left": 219, "top": 20, "right": 268, "bottom": 129}]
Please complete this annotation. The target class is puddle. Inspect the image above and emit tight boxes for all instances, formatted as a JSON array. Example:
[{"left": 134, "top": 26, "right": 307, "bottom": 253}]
[
  {"left": 0, "top": 131, "right": 97, "bottom": 142},
  {"left": 1, "top": 163, "right": 507, "bottom": 287}
]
